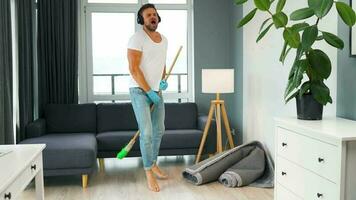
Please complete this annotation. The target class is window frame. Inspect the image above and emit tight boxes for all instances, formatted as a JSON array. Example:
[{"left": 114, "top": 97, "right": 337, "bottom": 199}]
[{"left": 79, "top": 0, "right": 194, "bottom": 103}]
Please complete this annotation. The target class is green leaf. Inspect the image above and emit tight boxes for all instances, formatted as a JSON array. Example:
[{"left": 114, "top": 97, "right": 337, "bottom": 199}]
[
  {"left": 273, "top": 12, "right": 288, "bottom": 29},
  {"left": 288, "top": 46, "right": 303, "bottom": 79},
  {"left": 307, "top": 49, "right": 332, "bottom": 79},
  {"left": 254, "top": 0, "right": 271, "bottom": 11},
  {"left": 308, "top": 0, "right": 334, "bottom": 18},
  {"left": 293, "top": 59, "right": 308, "bottom": 88},
  {"left": 328, "top": 95, "right": 333, "bottom": 103},
  {"left": 235, "top": 0, "right": 249, "bottom": 5},
  {"left": 322, "top": 31, "right": 344, "bottom": 49},
  {"left": 302, "top": 25, "right": 318, "bottom": 50},
  {"left": 279, "top": 42, "right": 288, "bottom": 62},
  {"left": 336, "top": 2, "right": 356, "bottom": 27},
  {"left": 283, "top": 28, "right": 300, "bottom": 48},
  {"left": 290, "top": 8, "right": 314, "bottom": 21},
  {"left": 285, "top": 77, "right": 297, "bottom": 99},
  {"left": 259, "top": 18, "right": 272, "bottom": 33},
  {"left": 283, "top": 47, "right": 292, "bottom": 63},
  {"left": 276, "top": 0, "right": 286, "bottom": 12},
  {"left": 285, "top": 60, "right": 299, "bottom": 98},
  {"left": 279, "top": 42, "right": 292, "bottom": 64},
  {"left": 292, "top": 22, "right": 310, "bottom": 32},
  {"left": 299, "top": 81, "right": 311, "bottom": 97},
  {"left": 285, "top": 90, "right": 299, "bottom": 103},
  {"left": 257, "top": 23, "right": 274, "bottom": 42},
  {"left": 316, "top": 35, "right": 324, "bottom": 40},
  {"left": 238, "top": 8, "right": 258, "bottom": 28},
  {"left": 284, "top": 54, "right": 306, "bottom": 99},
  {"left": 273, "top": 12, "right": 288, "bottom": 28},
  {"left": 310, "top": 81, "right": 331, "bottom": 105}
]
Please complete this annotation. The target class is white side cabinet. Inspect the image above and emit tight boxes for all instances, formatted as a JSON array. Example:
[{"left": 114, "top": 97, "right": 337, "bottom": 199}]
[
  {"left": 0, "top": 144, "right": 46, "bottom": 200},
  {"left": 274, "top": 117, "right": 356, "bottom": 200}
]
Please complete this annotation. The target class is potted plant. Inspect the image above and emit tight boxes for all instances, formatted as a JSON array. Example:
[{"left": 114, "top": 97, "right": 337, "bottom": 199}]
[{"left": 235, "top": 0, "right": 356, "bottom": 120}]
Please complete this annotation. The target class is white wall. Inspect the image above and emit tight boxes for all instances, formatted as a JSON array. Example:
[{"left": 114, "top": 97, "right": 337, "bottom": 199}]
[{"left": 242, "top": 1, "right": 338, "bottom": 156}]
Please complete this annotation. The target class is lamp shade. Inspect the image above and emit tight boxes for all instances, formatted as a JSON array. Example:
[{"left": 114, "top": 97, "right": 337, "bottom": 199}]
[{"left": 202, "top": 69, "right": 234, "bottom": 93}]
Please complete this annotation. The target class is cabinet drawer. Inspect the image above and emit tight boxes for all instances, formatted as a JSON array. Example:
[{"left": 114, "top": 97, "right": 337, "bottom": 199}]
[
  {"left": 276, "top": 156, "right": 338, "bottom": 200},
  {"left": 1, "top": 167, "right": 32, "bottom": 200},
  {"left": 275, "top": 183, "right": 302, "bottom": 200},
  {"left": 1, "top": 154, "right": 42, "bottom": 200},
  {"left": 276, "top": 127, "right": 339, "bottom": 182}
]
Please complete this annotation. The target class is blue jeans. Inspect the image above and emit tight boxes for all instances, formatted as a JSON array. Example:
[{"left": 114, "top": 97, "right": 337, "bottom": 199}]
[{"left": 129, "top": 87, "right": 165, "bottom": 170}]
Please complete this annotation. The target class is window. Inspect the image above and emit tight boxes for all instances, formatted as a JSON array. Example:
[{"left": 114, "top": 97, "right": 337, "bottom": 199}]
[
  {"left": 149, "top": 0, "right": 186, "bottom": 4},
  {"left": 80, "top": 0, "right": 194, "bottom": 103},
  {"left": 88, "top": 0, "right": 138, "bottom": 3}
]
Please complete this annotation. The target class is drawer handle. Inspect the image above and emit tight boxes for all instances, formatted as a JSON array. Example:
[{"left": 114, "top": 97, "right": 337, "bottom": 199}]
[
  {"left": 317, "top": 193, "right": 323, "bottom": 198},
  {"left": 282, "top": 142, "right": 287, "bottom": 147},
  {"left": 318, "top": 157, "right": 325, "bottom": 163},
  {"left": 281, "top": 171, "right": 287, "bottom": 176},
  {"left": 31, "top": 164, "right": 37, "bottom": 170},
  {"left": 4, "top": 192, "right": 11, "bottom": 199}
]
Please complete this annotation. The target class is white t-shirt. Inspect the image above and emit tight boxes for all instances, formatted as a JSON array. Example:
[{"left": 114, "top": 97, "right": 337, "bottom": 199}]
[{"left": 127, "top": 29, "right": 168, "bottom": 91}]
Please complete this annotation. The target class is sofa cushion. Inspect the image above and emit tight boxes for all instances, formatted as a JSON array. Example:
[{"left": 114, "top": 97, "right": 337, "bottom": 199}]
[
  {"left": 96, "top": 129, "right": 202, "bottom": 152},
  {"left": 96, "top": 131, "right": 139, "bottom": 151},
  {"left": 164, "top": 103, "right": 198, "bottom": 129},
  {"left": 45, "top": 104, "right": 97, "bottom": 133},
  {"left": 160, "top": 129, "right": 202, "bottom": 149},
  {"left": 97, "top": 103, "right": 138, "bottom": 132},
  {"left": 20, "top": 133, "right": 97, "bottom": 169}
]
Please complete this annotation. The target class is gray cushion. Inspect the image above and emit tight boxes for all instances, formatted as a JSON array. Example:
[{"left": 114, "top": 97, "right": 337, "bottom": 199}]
[
  {"left": 45, "top": 104, "right": 97, "bottom": 133},
  {"left": 161, "top": 129, "right": 202, "bottom": 149},
  {"left": 97, "top": 129, "right": 202, "bottom": 151},
  {"left": 96, "top": 131, "right": 139, "bottom": 151},
  {"left": 165, "top": 103, "right": 198, "bottom": 129},
  {"left": 20, "top": 133, "right": 97, "bottom": 170},
  {"left": 97, "top": 103, "right": 138, "bottom": 132}
]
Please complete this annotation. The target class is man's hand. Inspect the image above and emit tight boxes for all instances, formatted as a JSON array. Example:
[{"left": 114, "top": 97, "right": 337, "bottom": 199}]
[
  {"left": 146, "top": 90, "right": 161, "bottom": 105},
  {"left": 159, "top": 80, "right": 168, "bottom": 91}
]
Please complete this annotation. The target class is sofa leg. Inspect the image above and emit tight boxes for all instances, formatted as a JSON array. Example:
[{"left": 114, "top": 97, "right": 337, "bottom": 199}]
[
  {"left": 82, "top": 174, "right": 88, "bottom": 188},
  {"left": 99, "top": 158, "right": 105, "bottom": 171}
]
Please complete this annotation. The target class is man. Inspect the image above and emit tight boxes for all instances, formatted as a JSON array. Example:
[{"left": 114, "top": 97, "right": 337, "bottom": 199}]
[{"left": 127, "top": 3, "right": 169, "bottom": 192}]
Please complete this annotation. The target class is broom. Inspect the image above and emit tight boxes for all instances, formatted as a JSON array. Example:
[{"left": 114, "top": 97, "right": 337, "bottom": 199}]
[{"left": 117, "top": 46, "right": 183, "bottom": 159}]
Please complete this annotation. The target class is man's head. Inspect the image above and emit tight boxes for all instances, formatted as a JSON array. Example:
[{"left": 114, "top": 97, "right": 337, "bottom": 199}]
[{"left": 137, "top": 3, "right": 161, "bottom": 31}]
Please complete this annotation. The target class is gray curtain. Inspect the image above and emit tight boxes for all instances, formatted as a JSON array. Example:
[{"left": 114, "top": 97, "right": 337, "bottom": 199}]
[
  {"left": 16, "top": 0, "right": 35, "bottom": 142},
  {"left": 37, "top": 0, "right": 78, "bottom": 116},
  {"left": 0, "top": 0, "right": 14, "bottom": 144}
]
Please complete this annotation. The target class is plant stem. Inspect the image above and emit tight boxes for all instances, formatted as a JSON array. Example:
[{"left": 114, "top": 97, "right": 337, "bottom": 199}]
[{"left": 316, "top": 18, "right": 320, "bottom": 26}]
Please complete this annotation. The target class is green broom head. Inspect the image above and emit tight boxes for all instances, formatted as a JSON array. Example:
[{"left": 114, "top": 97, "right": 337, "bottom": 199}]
[
  {"left": 117, "top": 147, "right": 128, "bottom": 159},
  {"left": 116, "top": 140, "right": 134, "bottom": 159}
]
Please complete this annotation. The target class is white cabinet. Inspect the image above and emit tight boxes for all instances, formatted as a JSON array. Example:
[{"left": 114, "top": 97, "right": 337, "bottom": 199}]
[
  {"left": 274, "top": 117, "right": 356, "bottom": 200},
  {"left": 0, "top": 144, "right": 46, "bottom": 200}
]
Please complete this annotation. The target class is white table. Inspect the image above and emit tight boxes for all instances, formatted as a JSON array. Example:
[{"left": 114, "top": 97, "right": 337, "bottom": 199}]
[{"left": 0, "top": 144, "right": 46, "bottom": 200}]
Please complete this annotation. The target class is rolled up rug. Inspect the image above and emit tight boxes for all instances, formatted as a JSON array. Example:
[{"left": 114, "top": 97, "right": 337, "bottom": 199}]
[
  {"left": 218, "top": 146, "right": 265, "bottom": 187},
  {"left": 182, "top": 140, "right": 274, "bottom": 188}
]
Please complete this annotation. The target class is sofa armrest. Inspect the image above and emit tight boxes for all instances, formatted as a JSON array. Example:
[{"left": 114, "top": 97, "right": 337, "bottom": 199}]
[
  {"left": 197, "top": 115, "right": 216, "bottom": 153},
  {"left": 26, "top": 118, "right": 46, "bottom": 138}
]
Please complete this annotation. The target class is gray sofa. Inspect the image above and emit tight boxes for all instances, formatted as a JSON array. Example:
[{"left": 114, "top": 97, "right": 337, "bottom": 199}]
[{"left": 21, "top": 102, "right": 215, "bottom": 187}]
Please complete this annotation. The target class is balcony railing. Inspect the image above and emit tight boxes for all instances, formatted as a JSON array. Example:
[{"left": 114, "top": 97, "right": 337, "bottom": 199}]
[{"left": 93, "top": 73, "right": 188, "bottom": 102}]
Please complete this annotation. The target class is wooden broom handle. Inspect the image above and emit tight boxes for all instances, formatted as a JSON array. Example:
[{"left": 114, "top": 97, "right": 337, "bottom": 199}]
[{"left": 163, "top": 46, "right": 183, "bottom": 81}]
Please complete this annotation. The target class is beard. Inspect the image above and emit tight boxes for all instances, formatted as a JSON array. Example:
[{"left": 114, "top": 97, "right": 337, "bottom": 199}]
[{"left": 144, "top": 21, "right": 158, "bottom": 32}]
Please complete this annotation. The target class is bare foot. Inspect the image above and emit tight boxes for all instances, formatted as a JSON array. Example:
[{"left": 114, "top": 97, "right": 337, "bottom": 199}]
[
  {"left": 152, "top": 164, "right": 168, "bottom": 179},
  {"left": 145, "top": 170, "right": 160, "bottom": 192}
]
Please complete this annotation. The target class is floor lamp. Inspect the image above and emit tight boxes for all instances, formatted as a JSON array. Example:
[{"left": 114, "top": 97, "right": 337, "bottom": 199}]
[{"left": 196, "top": 69, "right": 235, "bottom": 163}]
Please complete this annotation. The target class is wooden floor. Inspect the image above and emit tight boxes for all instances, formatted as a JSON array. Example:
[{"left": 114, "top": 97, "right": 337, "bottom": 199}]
[{"left": 19, "top": 156, "right": 274, "bottom": 200}]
